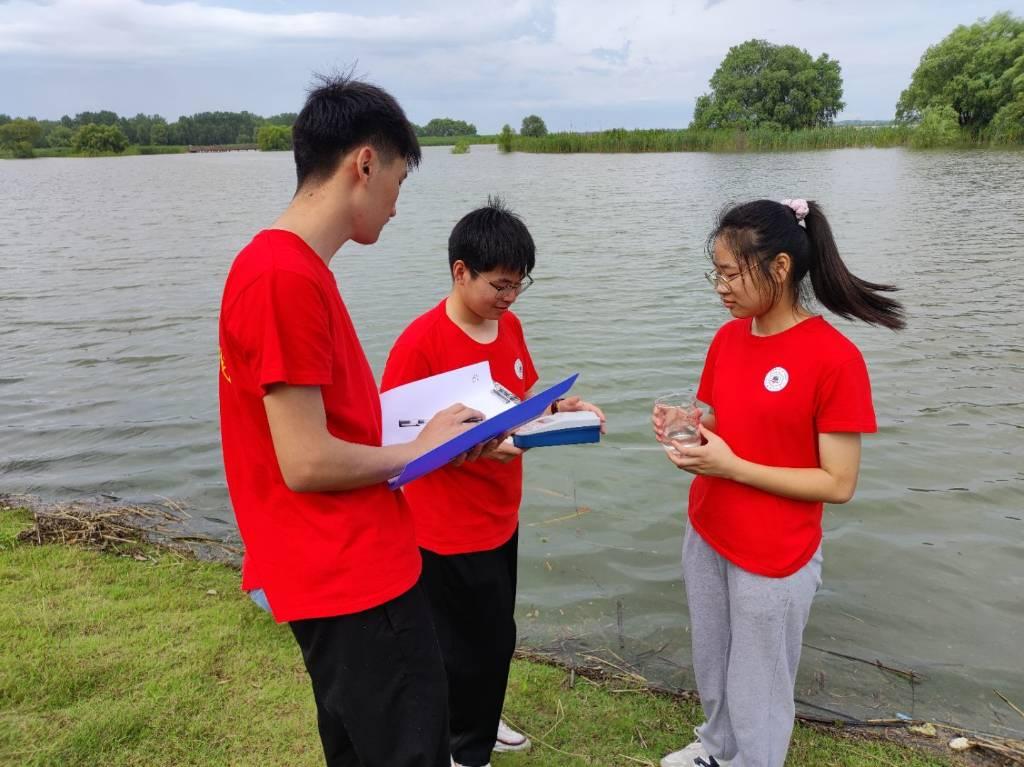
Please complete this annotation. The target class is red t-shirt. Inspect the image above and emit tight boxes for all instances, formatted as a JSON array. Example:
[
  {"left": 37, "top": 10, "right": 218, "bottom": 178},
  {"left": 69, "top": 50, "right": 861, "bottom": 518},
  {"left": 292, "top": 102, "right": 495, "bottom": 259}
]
[
  {"left": 381, "top": 299, "right": 539, "bottom": 554},
  {"left": 689, "top": 316, "right": 876, "bottom": 577},
  {"left": 218, "top": 229, "right": 420, "bottom": 622}
]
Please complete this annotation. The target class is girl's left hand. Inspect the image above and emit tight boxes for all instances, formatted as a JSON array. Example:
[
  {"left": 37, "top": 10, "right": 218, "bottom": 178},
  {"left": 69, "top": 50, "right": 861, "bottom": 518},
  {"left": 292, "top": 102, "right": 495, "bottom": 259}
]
[
  {"left": 557, "top": 396, "right": 607, "bottom": 434},
  {"left": 666, "top": 423, "right": 740, "bottom": 479}
]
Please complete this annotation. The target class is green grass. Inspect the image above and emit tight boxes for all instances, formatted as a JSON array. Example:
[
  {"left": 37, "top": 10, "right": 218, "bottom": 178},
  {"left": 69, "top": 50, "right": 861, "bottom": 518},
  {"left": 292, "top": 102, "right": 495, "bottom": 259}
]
[
  {"left": 505, "top": 126, "right": 1022, "bottom": 153},
  {"left": 137, "top": 145, "right": 189, "bottom": 155},
  {"left": 1, "top": 145, "right": 189, "bottom": 159},
  {"left": 418, "top": 134, "right": 499, "bottom": 147},
  {"left": 192, "top": 143, "right": 259, "bottom": 152},
  {"left": 0, "top": 143, "right": 269, "bottom": 159},
  {"left": 0, "top": 506, "right": 954, "bottom": 766},
  {"left": 7, "top": 127, "right": 1019, "bottom": 159}
]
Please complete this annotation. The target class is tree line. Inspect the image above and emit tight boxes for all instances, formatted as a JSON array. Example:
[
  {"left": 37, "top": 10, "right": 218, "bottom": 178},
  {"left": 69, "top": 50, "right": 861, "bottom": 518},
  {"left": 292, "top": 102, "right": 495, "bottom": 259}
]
[
  {"left": 463, "top": 12, "right": 1024, "bottom": 148},
  {"left": 679, "top": 11, "right": 1023, "bottom": 143},
  {"left": 3, "top": 12, "right": 1020, "bottom": 159},
  {"left": 0, "top": 110, "right": 539, "bottom": 158},
  {"left": 0, "top": 110, "right": 301, "bottom": 157},
  {"left": 509, "top": 12, "right": 1021, "bottom": 149},
  {"left": 0, "top": 111, "right": 497, "bottom": 158}
]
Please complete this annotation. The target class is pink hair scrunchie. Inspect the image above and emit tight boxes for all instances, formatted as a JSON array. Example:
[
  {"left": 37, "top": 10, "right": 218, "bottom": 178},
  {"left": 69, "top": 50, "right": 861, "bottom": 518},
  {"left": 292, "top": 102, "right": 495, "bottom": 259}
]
[{"left": 781, "top": 198, "right": 809, "bottom": 222}]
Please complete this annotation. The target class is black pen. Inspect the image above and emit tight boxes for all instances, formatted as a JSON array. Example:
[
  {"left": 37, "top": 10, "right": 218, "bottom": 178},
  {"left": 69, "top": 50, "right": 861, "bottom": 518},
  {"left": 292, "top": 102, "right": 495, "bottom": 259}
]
[{"left": 398, "top": 419, "right": 426, "bottom": 428}]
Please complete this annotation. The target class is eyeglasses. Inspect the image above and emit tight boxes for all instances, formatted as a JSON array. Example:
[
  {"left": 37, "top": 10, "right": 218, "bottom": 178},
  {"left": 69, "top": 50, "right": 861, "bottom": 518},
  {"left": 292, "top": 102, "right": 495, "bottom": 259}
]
[
  {"left": 486, "top": 274, "right": 534, "bottom": 298},
  {"left": 704, "top": 261, "right": 764, "bottom": 290}
]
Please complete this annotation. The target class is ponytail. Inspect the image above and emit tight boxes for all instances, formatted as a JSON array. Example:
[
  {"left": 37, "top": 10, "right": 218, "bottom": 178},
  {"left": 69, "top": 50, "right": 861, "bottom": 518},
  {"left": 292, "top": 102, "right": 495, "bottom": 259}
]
[
  {"left": 708, "top": 199, "right": 906, "bottom": 331},
  {"left": 803, "top": 202, "right": 905, "bottom": 330}
]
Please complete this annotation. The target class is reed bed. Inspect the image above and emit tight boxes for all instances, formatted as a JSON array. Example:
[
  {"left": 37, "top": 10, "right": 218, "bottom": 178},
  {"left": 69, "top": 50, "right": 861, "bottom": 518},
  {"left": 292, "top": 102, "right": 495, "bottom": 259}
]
[{"left": 507, "top": 126, "right": 1015, "bottom": 154}]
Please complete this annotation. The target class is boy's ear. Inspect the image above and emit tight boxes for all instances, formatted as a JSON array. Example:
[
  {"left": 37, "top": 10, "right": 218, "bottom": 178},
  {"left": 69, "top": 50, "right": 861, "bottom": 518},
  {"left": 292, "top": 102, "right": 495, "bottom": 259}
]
[
  {"left": 354, "top": 146, "right": 374, "bottom": 181},
  {"left": 451, "top": 259, "right": 468, "bottom": 284}
]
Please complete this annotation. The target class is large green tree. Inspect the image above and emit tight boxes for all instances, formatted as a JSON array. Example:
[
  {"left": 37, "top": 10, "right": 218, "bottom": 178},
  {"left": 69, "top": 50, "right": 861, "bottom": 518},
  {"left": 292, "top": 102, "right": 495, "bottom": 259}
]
[
  {"left": 896, "top": 12, "right": 1024, "bottom": 132},
  {"left": 72, "top": 123, "right": 129, "bottom": 154},
  {"left": 520, "top": 114, "right": 548, "bottom": 137},
  {"left": 256, "top": 125, "right": 292, "bottom": 151},
  {"left": 0, "top": 119, "right": 44, "bottom": 157},
  {"left": 908, "top": 105, "right": 962, "bottom": 148},
  {"left": 149, "top": 121, "right": 169, "bottom": 145},
  {"left": 419, "top": 118, "right": 477, "bottom": 136},
  {"left": 47, "top": 125, "right": 75, "bottom": 148},
  {"left": 691, "top": 39, "right": 844, "bottom": 130},
  {"left": 990, "top": 92, "right": 1024, "bottom": 141}
]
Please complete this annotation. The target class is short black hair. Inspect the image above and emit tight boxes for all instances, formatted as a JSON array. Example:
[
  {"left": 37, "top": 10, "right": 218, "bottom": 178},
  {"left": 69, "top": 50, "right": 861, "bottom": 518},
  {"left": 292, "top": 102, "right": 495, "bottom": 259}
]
[
  {"left": 448, "top": 196, "right": 536, "bottom": 278},
  {"left": 292, "top": 73, "right": 421, "bottom": 189}
]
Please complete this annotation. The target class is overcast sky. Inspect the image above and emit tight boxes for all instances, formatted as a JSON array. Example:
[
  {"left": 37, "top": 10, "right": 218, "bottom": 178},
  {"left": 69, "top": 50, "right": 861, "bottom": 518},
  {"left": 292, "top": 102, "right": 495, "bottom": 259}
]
[{"left": 1, "top": 0, "right": 1019, "bottom": 130}]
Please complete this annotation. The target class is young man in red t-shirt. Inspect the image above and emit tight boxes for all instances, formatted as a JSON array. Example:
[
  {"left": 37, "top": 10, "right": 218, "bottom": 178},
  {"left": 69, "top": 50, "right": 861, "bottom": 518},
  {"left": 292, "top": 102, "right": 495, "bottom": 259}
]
[
  {"left": 381, "top": 199, "right": 604, "bottom": 767},
  {"left": 218, "top": 76, "right": 489, "bottom": 767}
]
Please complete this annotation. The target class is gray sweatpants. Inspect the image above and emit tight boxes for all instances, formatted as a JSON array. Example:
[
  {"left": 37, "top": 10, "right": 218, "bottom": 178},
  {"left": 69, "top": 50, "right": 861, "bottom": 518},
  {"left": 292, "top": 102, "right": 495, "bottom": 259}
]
[{"left": 683, "top": 522, "right": 822, "bottom": 767}]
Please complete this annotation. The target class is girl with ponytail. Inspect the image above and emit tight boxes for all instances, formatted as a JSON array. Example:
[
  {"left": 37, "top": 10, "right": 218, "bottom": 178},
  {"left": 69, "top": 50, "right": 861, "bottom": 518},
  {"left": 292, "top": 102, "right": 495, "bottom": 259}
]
[{"left": 654, "top": 199, "right": 903, "bottom": 767}]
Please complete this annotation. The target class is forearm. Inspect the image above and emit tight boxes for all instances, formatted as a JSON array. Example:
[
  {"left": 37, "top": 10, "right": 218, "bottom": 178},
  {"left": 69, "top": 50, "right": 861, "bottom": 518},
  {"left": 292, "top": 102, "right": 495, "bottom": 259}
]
[
  {"left": 729, "top": 460, "right": 856, "bottom": 504},
  {"left": 286, "top": 436, "right": 421, "bottom": 493},
  {"left": 264, "top": 384, "right": 423, "bottom": 493}
]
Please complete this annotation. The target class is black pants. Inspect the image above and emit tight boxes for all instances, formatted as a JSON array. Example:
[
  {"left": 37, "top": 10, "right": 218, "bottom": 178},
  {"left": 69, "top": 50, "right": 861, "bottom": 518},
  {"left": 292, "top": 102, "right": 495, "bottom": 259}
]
[
  {"left": 289, "top": 584, "right": 450, "bottom": 767},
  {"left": 419, "top": 530, "right": 519, "bottom": 767}
]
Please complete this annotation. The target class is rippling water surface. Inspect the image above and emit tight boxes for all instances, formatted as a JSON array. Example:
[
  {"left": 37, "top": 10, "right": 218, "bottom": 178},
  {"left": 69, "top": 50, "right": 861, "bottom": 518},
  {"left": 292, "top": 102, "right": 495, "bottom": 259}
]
[{"left": 2, "top": 146, "right": 1022, "bottom": 734}]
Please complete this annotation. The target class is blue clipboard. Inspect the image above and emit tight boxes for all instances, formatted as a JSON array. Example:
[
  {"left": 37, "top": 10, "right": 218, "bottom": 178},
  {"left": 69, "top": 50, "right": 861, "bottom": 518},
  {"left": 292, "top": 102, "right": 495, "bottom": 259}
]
[{"left": 387, "top": 373, "right": 578, "bottom": 490}]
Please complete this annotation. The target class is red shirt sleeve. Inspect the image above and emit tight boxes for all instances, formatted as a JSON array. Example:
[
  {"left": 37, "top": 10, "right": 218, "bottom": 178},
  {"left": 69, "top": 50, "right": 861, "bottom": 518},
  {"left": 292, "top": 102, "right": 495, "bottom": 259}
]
[
  {"left": 815, "top": 354, "right": 877, "bottom": 433},
  {"left": 381, "top": 338, "right": 434, "bottom": 392},
  {"left": 232, "top": 270, "right": 334, "bottom": 393},
  {"left": 696, "top": 325, "right": 726, "bottom": 406},
  {"left": 514, "top": 317, "right": 539, "bottom": 391}
]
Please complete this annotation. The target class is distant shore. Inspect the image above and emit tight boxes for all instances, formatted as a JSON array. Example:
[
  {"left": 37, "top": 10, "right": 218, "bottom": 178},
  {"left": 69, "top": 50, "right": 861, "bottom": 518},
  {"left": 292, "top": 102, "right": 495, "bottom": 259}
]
[
  {"left": 7, "top": 127, "right": 1023, "bottom": 161},
  {"left": 502, "top": 126, "right": 1024, "bottom": 153}
]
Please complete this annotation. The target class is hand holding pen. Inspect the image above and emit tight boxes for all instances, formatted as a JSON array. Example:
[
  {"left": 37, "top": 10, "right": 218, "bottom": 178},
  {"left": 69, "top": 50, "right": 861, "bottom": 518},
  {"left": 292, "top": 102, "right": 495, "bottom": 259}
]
[{"left": 412, "top": 403, "right": 488, "bottom": 466}]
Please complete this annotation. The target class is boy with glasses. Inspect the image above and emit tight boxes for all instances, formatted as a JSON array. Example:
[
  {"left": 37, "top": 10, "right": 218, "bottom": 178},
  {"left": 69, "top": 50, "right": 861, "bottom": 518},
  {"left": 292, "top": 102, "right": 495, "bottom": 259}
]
[{"left": 382, "top": 197, "right": 605, "bottom": 767}]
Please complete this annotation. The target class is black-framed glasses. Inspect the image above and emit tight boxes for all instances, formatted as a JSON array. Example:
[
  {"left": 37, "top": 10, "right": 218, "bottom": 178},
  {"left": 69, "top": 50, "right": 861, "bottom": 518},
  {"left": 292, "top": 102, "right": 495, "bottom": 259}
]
[{"left": 486, "top": 274, "right": 534, "bottom": 298}]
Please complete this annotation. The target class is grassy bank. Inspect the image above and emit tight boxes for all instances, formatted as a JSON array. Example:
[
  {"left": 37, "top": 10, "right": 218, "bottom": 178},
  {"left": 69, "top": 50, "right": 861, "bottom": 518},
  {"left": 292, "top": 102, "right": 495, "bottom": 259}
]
[
  {"left": 1, "top": 145, "right": 190, "bottom": 159},
  {"left": 419, "top": 134, "right": 499, "bottom": 147},
  {"left": 9, "top": 128, "right": 1019, "bottom": 159},
  {"left": 0, "top": 505, "right": 971, "bottom": 766},
  {"left": 2, "top": 139, "right": 496, "bottom": 158},
  {"left": 505, "top": 126, "right": 1023, "bottom": 153}
]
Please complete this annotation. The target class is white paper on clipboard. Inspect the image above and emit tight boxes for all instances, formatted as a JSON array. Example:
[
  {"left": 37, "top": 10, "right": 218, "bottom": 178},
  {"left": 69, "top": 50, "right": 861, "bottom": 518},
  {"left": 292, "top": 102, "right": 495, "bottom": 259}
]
[
  {"left": 380, "top": 361, "right": 517, "bottom": 446},
  {"left": 387, "top": 373, "right": 578, "bottom": 489}
]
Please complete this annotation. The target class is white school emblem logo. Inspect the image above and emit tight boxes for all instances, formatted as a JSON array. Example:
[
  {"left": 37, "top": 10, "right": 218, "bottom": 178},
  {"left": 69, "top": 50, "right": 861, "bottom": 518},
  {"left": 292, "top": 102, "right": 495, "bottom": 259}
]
[
  {"left": 764, "top": 366, "right": 789, "bottom": 392},
  {"left": 514, "top": 359, "right": 524, "bottom": 379}
]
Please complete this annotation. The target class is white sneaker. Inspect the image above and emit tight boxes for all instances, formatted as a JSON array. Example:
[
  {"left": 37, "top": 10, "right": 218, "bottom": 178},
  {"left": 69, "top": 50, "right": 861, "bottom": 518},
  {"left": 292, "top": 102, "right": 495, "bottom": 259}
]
[
  {"left": 660, "top": 739, "right": 726, "bottom": 767},
  {"left": 452, "top": 762, "right": 491, "bottom": 767},
  {"left": 493, "top": 719, "right": 531, "bottom": 753}
]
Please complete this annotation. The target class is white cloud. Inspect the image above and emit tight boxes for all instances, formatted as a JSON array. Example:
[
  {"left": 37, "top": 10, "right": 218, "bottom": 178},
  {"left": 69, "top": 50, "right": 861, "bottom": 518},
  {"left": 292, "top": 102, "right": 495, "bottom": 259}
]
[
  {"left": 0, "top": 0, "right": 1014, "bottom": 125},
  {"left": 0, "top": 0, "right": 540, "bottom": 57}
]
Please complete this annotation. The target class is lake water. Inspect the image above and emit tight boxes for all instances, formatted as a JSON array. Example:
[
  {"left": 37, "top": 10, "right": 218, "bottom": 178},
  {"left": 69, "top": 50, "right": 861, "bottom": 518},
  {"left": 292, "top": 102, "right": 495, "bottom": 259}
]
[{"left": 2, "top": 145, "right": 1022, "bottom": 736}]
